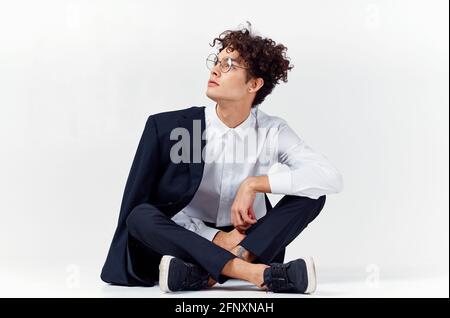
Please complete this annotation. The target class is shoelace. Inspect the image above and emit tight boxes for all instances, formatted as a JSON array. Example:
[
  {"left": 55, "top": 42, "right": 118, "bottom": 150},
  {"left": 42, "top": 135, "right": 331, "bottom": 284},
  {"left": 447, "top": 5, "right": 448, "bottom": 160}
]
[{"left": 268, "top": 264, "right": 290, "bottom": 291}]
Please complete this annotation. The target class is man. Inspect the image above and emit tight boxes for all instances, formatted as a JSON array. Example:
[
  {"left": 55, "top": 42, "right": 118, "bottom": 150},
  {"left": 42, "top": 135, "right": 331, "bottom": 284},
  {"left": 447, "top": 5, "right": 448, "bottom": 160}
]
[{"left": 101, "top": 24, "right": 343, "bottom": 294}]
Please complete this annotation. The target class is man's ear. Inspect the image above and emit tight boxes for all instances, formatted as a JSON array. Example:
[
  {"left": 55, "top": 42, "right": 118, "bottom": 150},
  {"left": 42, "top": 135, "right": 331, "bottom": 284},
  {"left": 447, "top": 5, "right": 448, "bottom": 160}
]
[{"left": 249, "top": 77, "right": 264, "bottom": 93}]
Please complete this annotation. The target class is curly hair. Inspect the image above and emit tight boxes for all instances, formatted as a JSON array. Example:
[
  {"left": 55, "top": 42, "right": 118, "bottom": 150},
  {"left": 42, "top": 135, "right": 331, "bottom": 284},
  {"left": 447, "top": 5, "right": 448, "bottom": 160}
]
[{"left": 209, "top": 21, "right": 294, "bottom": 107}]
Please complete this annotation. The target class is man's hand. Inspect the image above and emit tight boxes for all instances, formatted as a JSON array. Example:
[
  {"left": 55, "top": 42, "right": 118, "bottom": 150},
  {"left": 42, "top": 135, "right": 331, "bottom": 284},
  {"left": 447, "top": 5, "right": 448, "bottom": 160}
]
[
  {"left": 231, "top": 177, "right": 258, "bottom": 232},
  {"left": 212, "top": 228, "right": 246, "bottom": 251}
]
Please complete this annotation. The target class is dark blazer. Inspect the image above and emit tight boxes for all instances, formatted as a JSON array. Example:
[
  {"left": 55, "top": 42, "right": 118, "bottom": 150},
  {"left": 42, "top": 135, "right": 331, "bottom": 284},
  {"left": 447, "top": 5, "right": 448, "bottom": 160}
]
[{"left": 100, "top": 106, "right": 273, "bottom": 286}]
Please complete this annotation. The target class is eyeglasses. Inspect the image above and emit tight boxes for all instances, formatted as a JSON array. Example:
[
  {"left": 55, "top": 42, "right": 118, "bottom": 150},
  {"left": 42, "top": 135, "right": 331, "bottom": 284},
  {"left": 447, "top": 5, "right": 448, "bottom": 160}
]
[{"left": 206, "top": 53, "right": 249, "bottom": 73}]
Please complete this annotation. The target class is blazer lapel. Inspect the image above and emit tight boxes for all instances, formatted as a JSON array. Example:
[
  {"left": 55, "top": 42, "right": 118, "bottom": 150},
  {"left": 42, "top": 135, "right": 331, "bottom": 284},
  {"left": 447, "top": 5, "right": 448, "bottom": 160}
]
[{"left": 177, "top": 106, "right": 207, "bottom": 201}]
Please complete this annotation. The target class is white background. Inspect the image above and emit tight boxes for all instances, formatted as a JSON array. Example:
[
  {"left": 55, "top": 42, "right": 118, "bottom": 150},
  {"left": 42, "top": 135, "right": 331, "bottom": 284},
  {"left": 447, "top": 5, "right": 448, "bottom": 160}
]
[{"left": 0, "top": 0, "right": 448, "bottom": 297}]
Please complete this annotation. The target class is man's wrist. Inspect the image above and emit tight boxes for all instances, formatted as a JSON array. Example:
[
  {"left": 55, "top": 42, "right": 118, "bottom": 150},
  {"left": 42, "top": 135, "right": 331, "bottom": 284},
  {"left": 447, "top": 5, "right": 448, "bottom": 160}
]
[
  {"left": 244, "top": 176, "right": 270, "bottom": 193},
  {"left": 212, "top": 230, "right": 225, "bottom": 244},
  {"left": 244, "top": 176, "right": 258, "bottom": 192}
]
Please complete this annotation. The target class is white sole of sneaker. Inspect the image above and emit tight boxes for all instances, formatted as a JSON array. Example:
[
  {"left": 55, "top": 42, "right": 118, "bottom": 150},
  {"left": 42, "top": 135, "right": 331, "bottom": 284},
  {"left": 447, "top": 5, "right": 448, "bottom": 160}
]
[
  {"left": 159, "top": 255, "right": 175, "bottom": 293},
  {"left": 304, "top": 256, "right": 317, "bottom": 294}
]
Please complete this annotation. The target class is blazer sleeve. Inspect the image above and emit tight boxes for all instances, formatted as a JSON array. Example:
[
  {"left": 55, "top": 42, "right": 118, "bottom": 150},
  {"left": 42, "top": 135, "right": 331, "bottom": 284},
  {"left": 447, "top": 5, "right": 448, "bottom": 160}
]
[
  {"left": 116, "top": 115, "right": 160, "bottom": 225},
  {"left": 100, "top": 115, "right": 161, "bottom": 286}
]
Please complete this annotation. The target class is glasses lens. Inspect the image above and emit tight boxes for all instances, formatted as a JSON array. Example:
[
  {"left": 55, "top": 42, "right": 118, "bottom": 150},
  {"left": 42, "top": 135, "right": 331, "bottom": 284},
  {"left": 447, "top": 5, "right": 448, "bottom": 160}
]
[
  {"left": 220, "top": 57, "right": 232, "bottom": 72},
  {"left": 206, "top": 54, "right": 218, "bottom": 70}
]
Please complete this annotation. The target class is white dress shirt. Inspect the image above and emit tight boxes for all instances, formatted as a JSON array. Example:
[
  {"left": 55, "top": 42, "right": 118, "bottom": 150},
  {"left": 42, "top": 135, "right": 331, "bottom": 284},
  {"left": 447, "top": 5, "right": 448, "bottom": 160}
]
[{"left": 171, "top": 104, "right": 343, "bottom": 241}]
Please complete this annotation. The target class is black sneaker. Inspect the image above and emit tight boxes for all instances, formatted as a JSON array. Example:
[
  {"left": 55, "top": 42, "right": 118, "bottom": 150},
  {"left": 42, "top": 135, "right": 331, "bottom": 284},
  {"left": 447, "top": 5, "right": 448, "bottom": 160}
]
[
  {"left": 158, "top": 255, "right": 210, "bottom": 292},
  {"left": 262, "top": 257, "right": 317, "bottom": 293}
]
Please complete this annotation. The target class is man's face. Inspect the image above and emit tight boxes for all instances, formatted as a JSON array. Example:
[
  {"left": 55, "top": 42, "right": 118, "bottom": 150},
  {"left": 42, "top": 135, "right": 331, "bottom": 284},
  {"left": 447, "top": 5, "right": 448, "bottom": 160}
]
[{"left": 205, "top": 47, "right": 252, "bottom": 104}]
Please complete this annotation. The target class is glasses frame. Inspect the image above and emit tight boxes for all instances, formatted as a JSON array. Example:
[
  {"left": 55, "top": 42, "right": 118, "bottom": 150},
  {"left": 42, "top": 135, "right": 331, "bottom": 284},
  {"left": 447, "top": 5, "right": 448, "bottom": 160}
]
[{"left": 206, "top": 53, "right": 249, "bottom": 73}]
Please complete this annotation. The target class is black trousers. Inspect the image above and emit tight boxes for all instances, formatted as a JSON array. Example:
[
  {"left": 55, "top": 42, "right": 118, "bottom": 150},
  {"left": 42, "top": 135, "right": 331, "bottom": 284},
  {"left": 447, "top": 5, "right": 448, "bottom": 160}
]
[{"left": 126, "top": 194, "right": 326, "bottom": 285}]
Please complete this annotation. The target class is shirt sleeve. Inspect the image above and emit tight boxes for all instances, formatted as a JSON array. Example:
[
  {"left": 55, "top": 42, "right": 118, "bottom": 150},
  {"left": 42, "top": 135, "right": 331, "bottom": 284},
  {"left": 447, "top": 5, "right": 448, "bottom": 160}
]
[
  {"left": 171, "top": 211, "right": 221, "bottom": 242},
  {"left": 267, "top": 122, "right": 344, "bottom": 199}
]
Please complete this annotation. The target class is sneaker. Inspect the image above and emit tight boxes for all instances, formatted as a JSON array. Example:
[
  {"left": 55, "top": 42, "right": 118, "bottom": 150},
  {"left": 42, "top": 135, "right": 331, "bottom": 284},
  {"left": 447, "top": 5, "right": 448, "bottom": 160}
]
[
  {"left": 158, "top": 255, "right": 209, "bottom": 292},
  {"left": 262, "top": 257, "right": 317, "bottom": 293}
]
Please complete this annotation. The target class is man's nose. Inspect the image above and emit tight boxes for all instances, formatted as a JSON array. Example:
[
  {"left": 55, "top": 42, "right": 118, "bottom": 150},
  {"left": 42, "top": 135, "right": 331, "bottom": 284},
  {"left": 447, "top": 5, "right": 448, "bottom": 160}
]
[{"left": 211, "top": 64, "right": 221, "bottom": 76}]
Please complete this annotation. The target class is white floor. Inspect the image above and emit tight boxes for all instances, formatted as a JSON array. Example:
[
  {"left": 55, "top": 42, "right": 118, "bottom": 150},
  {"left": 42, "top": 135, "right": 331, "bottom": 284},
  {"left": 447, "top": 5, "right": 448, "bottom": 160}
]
[{"left": 1, "top": 261, "right": 448, "bottom": 298}]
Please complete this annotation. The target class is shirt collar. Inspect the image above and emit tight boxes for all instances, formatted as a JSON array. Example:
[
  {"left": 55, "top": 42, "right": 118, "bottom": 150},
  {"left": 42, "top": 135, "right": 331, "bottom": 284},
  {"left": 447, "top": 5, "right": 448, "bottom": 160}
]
[{"left": 205, "top": 104, "right": 257, "bottom": 140}]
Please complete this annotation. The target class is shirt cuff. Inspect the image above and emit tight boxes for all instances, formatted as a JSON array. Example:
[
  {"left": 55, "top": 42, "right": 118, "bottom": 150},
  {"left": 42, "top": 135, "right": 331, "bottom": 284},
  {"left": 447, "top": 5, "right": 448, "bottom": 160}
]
[
  {"left": 196, "top": 223, "right": 221, "bottom": 242},
  {"left": 268, "top": 170, "right": 293, "bottom": 195}
]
